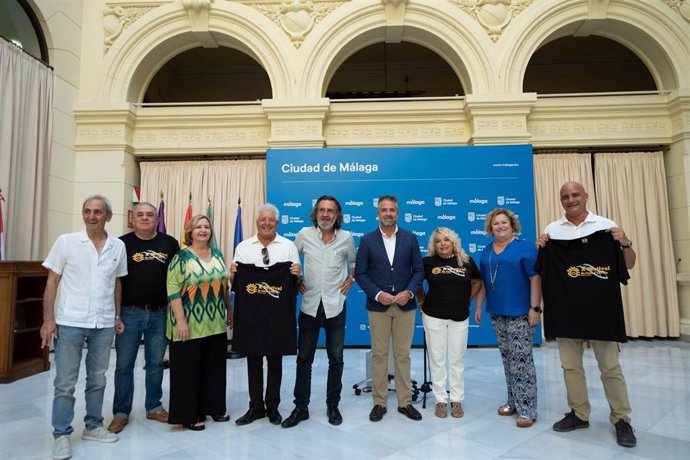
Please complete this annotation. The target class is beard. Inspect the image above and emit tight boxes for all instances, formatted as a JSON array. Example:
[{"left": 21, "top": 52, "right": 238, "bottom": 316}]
[{"left": 318, "top": 219, "right": 335, "bottom": 230}]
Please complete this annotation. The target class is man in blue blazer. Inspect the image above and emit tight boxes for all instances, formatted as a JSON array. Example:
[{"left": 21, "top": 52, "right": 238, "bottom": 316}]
[{"left": 355, "top": 195, "right": 424, "bottom": 422}]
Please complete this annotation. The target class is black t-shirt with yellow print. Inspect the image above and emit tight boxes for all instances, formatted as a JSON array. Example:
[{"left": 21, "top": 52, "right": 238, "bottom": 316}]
[
  {"left": 422, "top": 255, "right": 480, "bottom": 322},
  {"left": 536, "top": 230, "right": 629, "bottom": 342}
]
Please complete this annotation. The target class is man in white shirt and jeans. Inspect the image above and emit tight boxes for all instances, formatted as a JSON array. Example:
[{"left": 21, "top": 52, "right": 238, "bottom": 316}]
[
  {"left": 40, "top": 195, "right": 128, "bottom": 460},
  {"left": 281, "top": 195, "right": 356, "bottom": 428}
]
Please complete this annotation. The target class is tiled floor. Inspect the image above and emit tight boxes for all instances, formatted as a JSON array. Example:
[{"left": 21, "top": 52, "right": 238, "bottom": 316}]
[{"left": 1, "top": 339, "right": 689, "bottom": 459}]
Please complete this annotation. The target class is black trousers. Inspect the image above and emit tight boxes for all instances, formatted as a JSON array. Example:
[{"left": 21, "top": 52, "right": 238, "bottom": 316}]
[
  {"left": 168, "top": 332, "right": 227, "bottom": 424},
  {"left": 246, "top": 354, "right": 283, "bottom": 410}
]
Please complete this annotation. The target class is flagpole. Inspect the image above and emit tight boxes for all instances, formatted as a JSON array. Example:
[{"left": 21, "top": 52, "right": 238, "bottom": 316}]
[{"left": 228, "top": 196, "right": 244, "bottom": 359}]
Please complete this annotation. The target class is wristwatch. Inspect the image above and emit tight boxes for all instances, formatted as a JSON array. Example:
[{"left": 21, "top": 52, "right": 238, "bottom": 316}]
[
  {"left": 531, "top": 306, "right": 543, "bottom": 314},
  {"left": 620, "top": 240, "right": 633, "bottom": 249}
]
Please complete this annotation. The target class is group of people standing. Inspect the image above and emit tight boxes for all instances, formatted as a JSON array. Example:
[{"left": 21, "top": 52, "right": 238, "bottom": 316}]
[{"left": 40, "top": 180, "right": 638, "bottom": 460}]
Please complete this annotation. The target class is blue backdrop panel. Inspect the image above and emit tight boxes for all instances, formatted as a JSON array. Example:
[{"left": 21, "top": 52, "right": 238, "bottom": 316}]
[{"left": 267, "top": 145, "right": 540, "bottom": 346}]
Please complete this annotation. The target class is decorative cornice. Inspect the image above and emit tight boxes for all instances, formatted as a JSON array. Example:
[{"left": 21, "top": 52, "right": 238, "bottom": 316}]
[
  {"left": 527, "top": 94, "right": 672, "bottom": 147},
  {"left": 449, "top": 0, "right": 535, "bottom": 42},
  {"left": 252, "top": 1, "right": 344, "bottom": 48},
  {"left": 661, "top": 0, "right": 690, "bottom": 23},
  {"left": 103, "top": 3, "right": 158, "bottom": 54}
]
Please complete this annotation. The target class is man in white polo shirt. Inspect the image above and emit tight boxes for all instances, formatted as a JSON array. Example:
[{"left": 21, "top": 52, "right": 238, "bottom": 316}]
[
  {"left": 232, "top": 203, "right": 301, "bottom": 427},
  {"left": 40, "top": 195, "right": 128, "bottom": 460},
  {"left": 538, "top": 181, "right": 637, "bottom": 448}
]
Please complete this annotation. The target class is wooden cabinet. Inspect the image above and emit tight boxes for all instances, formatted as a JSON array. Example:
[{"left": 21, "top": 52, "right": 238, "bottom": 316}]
[{"left": 0, "top": 261, "right": 50, "bottom": 383}]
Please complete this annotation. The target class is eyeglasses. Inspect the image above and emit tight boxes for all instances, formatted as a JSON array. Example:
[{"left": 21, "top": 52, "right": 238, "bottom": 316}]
[{"left": 261, "top": 247, "right": 270, "bottom": 265}]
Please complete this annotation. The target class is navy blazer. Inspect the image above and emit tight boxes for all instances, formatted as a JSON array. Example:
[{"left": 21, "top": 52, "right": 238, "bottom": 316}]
[{"left": 355, "top": 227, "right": 424, "bottom": 312}]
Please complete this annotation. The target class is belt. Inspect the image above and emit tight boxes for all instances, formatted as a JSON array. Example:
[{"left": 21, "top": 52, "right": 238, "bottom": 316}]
[{"left": 131, "top": 304, "right": 166, "bottom": 311}]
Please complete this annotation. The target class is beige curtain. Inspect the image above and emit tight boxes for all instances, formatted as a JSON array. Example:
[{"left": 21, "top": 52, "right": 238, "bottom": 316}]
[
  {"left": 140, "top": 160, "right": 266, "bottom": 260},
  {"left": 0, "top": 38, "right": 53, "bottom": 260},
  {"left": 594, "top": 152, "right": 679, "bottom": 337},
  {"left": 533, "top": 153, "right": 595, "bottom": 233}
]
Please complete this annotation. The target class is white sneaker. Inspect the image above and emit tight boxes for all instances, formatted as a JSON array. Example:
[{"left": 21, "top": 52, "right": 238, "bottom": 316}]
[
  {"left": 52, "top": 435, "right": 72, "bottom": 460},
  {"left": 82, "top": 426, "right": 118, "bottom": 443}
]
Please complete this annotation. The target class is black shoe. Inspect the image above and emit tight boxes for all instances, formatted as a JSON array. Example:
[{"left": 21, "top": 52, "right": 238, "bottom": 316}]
[
  {"left": 235, "top": 407, "right": 266, "bottom": 426},
  {"left": 281, "top": 407, "right": 309, "bottom": 428},
  {"left": 615, "top": 419, "right": 636, "bottom": 447},
  {"left": 210, "top": 413, "right": 230, "bottom": 422},
  {"left": 553, "top": 410, "right": 590, "bottom": 432},
  {"left": 267, "top": 408, "right": 282, "bottom": 425},
  {"left": 397, "top": 404, "right": 422, "bottom": 421},
  {"left": 369, "top": 405, "right": 387, "bottom": 422},
  {"left": 327, "top": 404, "right": 342, "bottom": 426}
]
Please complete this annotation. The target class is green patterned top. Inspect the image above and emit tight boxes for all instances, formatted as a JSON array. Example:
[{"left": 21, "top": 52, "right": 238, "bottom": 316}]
[{"left": 166, "top": 247, "right": 229, "bottom": 342}]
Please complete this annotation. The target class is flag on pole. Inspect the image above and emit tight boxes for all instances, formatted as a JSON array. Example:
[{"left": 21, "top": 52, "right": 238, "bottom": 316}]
[
  {"left": 132, "top": 186, "right": 140, "bottom": 204},
  {"left": 156, "top": 190, "right": 166, "bottom": 234},
  {"left": 179, "top": 193, "right": 193, "bottom": 249},
  {"left": 228, "top": 197, "right": 245, "bottom": 359},
  {"left": 233, "top": 198, "right": 243, "bottom": 250},
  {"left": 0, "top": 190, "right": 6, "bottom": 261},
  {"left": 206, "top": 196, "right": 218, "bottom": 250}
]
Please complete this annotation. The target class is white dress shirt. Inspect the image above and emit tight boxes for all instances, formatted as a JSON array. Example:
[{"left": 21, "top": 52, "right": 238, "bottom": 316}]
[{"left": 294, "top": 226, "right": 356, "bottom": 318}]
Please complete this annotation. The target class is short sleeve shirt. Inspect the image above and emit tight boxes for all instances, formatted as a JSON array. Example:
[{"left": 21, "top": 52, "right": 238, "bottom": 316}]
[{"left": 43, "top": 230, "right": 128, "bottom": 328}]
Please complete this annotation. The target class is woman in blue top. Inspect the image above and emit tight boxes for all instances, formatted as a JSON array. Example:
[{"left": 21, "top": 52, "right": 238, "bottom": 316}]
[{"left": 475, "top": 208, "right": 541, "bottom": 428}]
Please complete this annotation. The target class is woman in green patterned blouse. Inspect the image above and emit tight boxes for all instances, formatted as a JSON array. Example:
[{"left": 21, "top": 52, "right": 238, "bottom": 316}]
[{"left": 166, "top": 214, "right": 232, "bottom": 431}]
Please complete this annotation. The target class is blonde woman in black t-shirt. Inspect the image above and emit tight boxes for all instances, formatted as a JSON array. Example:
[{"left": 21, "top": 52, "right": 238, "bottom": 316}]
[{"left": 417, "top": 227, "right": 481, "bottom": 419}]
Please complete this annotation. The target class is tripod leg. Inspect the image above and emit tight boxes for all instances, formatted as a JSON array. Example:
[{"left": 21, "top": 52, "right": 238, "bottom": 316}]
[{"left": 422, "top": 329, "right": 432, "bottom": 409}]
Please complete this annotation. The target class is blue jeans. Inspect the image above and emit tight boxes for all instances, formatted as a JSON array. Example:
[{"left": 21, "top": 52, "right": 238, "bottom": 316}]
[
  {"left": 52, "top": 325, "right": 114, "bottom": 438},
  {"left": 113, "top": 306, "right": 168, "bottom": 418},
  {"left": 293, "top": 303, "right": 345, "bottom": 408}
]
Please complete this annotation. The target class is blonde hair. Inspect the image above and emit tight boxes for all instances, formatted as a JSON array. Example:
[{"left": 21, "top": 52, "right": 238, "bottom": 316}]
[
  {"left": 183, "top": 214, "right": 213, "bottom": 246},
  {"left": 427, "top": 227, "right": 470, "bottom": 265},
  {"left": 484, "top": 208, "right": 521, "bottom": 236}
]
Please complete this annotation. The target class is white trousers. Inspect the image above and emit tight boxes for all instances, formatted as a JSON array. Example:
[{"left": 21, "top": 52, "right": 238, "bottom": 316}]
[{"left": 422, "top": 313, "right": 469, "bottom": 404}]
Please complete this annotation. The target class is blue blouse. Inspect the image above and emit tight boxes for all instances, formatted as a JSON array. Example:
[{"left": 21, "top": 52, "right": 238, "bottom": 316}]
[{"left": 479, "top": 238, "right": 536, "bottom": 317}]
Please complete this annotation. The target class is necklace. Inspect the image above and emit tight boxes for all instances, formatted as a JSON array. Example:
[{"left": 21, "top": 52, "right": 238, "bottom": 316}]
[
  {"left": 488, "top": 249, "right": 501, "bottom": 291},
  {"left": 489, "top": 238, "right": 514, "bottom": 290}
]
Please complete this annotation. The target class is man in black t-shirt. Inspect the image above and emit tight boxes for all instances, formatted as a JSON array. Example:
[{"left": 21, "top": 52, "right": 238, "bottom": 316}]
[{"left": 107, "top": 202, "right": 180, "bottom": 434}]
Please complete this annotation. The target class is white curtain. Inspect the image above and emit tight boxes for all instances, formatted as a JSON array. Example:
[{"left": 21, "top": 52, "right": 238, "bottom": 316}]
[
  {"left": 594, "top": 152, "right": 679, "bottom": 337},
  {"left": 0, "top": 38, "right": 53, "bottom": 260},
  {"left": 533, "top": 153, "right": 595, "bottom": 234},
  {"left": 139, "top": 160, "right": 266, "bottom": 261}
]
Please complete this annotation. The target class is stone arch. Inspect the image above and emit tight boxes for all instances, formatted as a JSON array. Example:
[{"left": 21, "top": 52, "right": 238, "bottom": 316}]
[
  {"left": 101, "top": 2, "right": 295, "bottom": 102},
  {"left": 297, "top": 1, "right": 494, "bottom": 99},
  {"left": 499, "top": 0, "right": 690, "bottom": 93}
]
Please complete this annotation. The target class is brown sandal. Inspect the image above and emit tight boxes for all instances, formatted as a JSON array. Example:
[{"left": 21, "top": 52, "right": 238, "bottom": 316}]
[
  {"left": 450, "top": 402, "right": 464, "bottom": 418},
  {"left": 435, "top": 402, "right": 448, "bottom": 418}
]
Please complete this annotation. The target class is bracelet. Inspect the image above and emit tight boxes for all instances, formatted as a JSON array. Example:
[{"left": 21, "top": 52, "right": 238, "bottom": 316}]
[{"left": 115, "top": 315, "right": 121, "bottom": 320}]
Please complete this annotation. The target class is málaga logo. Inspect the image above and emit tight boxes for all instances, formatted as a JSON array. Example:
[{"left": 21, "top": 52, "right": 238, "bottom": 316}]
[
  {"left": 245, "top": 282, "right": 283, "bottom": 298},
  {"left": 566, "top": 264, "right": 611, "bottom": 279}
]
